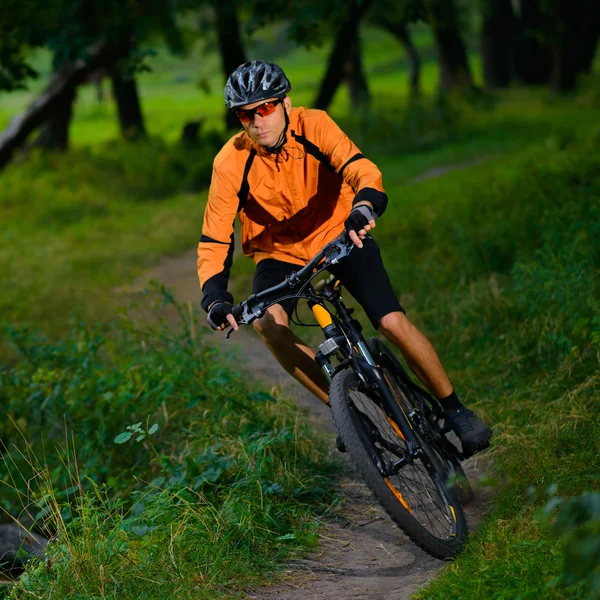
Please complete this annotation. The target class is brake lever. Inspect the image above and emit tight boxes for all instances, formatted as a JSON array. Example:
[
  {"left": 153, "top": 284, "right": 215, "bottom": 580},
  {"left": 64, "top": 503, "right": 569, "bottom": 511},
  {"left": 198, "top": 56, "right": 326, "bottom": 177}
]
[
  {"left": 225, "top": 327, "right": 235, "bottom": 339},
  {"left": 324, "top": 234, "right": 355, "bottom": 266}
]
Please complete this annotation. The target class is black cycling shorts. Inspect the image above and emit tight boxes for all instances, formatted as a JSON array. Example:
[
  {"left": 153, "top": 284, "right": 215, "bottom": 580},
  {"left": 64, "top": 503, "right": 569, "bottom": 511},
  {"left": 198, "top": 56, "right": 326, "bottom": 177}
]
[{"left": 251, "top": 236, "right": 404, "bottom": 328}]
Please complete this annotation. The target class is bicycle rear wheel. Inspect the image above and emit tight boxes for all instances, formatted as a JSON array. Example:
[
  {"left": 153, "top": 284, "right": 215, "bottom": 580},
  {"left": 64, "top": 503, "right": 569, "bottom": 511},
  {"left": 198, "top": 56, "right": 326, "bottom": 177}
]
[{"left": 329, "top": 367, "right": 468, "bottom": 559}]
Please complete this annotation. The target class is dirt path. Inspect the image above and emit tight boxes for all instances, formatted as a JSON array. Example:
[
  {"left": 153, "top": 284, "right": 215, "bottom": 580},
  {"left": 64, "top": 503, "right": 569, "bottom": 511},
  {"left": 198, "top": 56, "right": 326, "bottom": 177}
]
[{"left": 132, "top": 240, "right": 491, "bottom": 600}]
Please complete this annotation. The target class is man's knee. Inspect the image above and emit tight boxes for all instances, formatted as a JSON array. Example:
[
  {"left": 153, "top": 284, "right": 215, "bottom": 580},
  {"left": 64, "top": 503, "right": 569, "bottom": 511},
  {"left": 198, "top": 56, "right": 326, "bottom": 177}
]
[
  {"left": 378, "top": 311, "right": 415, "bottom": 342},
  {"left": 253, "top": 305, "right": 290, "bottom": 345}
]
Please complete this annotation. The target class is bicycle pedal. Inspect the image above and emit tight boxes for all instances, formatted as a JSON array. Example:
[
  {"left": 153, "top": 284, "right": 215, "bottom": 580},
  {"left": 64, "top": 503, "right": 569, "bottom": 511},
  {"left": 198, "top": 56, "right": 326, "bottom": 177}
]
[{"left": 460, "top": 438, "right": 491, "bottom": 460}]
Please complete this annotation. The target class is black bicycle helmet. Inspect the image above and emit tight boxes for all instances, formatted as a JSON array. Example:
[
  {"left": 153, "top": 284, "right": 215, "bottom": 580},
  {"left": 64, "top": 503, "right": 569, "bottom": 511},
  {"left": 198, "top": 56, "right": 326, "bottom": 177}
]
[{"left": 224, "top": 61, "right": 291, "bottom": 109}]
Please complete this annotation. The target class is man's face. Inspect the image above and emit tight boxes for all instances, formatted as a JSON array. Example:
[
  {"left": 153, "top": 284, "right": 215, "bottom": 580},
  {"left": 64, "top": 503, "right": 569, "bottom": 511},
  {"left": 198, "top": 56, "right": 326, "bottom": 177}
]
[{"left": 237, "top": 96, "right": 292, "bottom": 147}]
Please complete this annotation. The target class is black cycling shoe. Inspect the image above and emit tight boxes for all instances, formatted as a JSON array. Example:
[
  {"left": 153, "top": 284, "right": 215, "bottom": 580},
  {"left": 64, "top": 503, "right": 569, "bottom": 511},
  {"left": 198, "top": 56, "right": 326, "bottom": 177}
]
[
  {"left": 445, "top": 407, "right": 492, "bottom": 459},
  {"left": 335, "top": 433, "right": 347, "bottom": 453}
]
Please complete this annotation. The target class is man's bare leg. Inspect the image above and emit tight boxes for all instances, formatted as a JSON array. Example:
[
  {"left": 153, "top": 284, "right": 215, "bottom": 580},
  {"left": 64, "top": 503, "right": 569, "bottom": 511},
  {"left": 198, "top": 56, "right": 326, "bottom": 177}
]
[
  {"left": 378, "top": 311, "right": 492, "bottom": 455},
  {"left": 253, "top": 304, "right": 330, "bottom": 404},
  {"left": 378, "top": 311, "right": 453, "bottom": 399}
]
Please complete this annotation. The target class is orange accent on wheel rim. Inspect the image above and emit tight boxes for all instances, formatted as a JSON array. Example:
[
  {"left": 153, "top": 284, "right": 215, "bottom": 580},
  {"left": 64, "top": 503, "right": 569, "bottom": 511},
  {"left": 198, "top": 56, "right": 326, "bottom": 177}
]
[{"left": 385, "top": 478, "right": 412, "bottom": 513}]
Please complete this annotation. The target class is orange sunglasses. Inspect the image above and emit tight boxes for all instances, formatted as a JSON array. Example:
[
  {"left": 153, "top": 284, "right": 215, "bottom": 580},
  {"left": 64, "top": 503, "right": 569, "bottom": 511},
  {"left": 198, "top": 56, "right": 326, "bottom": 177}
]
[{"left": 234, "top": 97, "right": 285, "bottom": 123}]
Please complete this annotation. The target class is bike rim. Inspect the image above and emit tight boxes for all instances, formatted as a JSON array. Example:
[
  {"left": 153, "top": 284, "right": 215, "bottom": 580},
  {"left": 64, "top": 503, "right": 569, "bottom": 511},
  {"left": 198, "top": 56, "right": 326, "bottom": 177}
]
[{"left": 348, "top": 385, "right": 458, "bottom": 541}]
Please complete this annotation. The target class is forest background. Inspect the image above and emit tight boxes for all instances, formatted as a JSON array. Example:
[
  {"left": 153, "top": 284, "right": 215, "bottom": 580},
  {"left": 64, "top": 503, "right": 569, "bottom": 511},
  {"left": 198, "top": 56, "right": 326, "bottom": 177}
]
[{"left": 1, "top": 0, "right": 599, "bottom": 598}]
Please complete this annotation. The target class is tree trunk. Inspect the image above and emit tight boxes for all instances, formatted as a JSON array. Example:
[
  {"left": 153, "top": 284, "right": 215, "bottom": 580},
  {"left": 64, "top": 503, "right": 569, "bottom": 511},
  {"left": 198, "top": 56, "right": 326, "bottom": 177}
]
[
  {"left": 481, "top": 0, "right": 517, "bottom": 88},
  {"left": 549, "top": 5, "right": 581, "bottom": 93},
  {"left": 549, "top": 0, "right": 592, "bottom": 93},
  {"left": 375, "top": 18, "right": 421, "bottom": 97},
  {"left": 0, "top": 41, "right": 122, "bottom": 170},
  {"left": 579, "top": 17, "right": 600, "bottom": 73},
  {"left": 425, "top": 0, "right": 476, "bottom": 93},
  {"left": 32, "top": 84, "right": 76, "bottom": 151},
  {"left": 344, "top": 27, "right": 370, "bottom": 111},
  {"left": 514, "top": 0, "right": 552, "bottom": 84},
  {"left": 110, "top": 68, "right": 146, "bottom": 140},
  {"left": 213, "top": 1, "right": 247, "bottom": 131},
  {"left": 314, "top": 0, "right": 373, "bottom": 111}
]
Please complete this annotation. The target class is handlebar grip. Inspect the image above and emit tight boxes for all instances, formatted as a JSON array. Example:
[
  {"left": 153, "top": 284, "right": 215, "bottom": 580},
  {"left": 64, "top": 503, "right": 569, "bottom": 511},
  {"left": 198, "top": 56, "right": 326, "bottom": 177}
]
[{"left": 231, "top": 304, "right": 243, "bottom": 320}]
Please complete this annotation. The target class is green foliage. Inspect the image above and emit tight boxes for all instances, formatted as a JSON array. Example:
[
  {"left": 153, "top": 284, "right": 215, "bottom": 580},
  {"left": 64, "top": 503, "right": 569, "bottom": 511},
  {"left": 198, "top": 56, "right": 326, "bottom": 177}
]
[
  {"left": 396, "top": 133, "right": 600, "bottom": 600},
  {"left": 543, "top": 491, "right": 600, "bottom": 598},
  {"left": 0, "top": 134, "right": 222, "bottom": 329},
  {"left": 0, "top": 0, "right": 192, "bottom": 91},
  {"left": 1, "top": 293, "right": 338, "bottom": 598},
  {"left": 2, "top": 24, "right": 600, "bottom": 596}
]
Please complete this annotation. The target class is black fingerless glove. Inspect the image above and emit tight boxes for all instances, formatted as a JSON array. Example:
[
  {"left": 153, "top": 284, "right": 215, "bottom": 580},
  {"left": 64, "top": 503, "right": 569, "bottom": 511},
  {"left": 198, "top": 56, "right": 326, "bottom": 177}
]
[
  {"left": 344, "top": 204, "right": 378, "bottom": 235},
  {"left": 206, "top": 301, "right": 232, "bottom": 330}
]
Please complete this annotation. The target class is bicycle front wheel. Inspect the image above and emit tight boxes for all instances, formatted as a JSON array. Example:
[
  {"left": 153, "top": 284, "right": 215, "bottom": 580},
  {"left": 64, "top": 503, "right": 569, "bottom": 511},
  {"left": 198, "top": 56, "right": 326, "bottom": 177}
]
[{"left": 329, "top": 368, "right": 468, "bottom": 559}]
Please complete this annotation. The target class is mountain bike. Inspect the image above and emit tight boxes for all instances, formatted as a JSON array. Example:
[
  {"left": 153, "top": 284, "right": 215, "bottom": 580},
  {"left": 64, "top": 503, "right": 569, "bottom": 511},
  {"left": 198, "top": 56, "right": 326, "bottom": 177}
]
[{"left": 227, "top": 232, "right": 472, "bottom": 559}]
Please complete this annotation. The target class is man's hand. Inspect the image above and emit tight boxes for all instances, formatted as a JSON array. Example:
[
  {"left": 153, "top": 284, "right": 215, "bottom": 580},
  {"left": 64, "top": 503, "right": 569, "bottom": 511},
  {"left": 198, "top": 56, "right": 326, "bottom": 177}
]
[
  {"left": 344, "top": 203, "right": 377, "bottom": 248},
  {"left": 206, "top": 301, "right": 239, "bottom": 332}
]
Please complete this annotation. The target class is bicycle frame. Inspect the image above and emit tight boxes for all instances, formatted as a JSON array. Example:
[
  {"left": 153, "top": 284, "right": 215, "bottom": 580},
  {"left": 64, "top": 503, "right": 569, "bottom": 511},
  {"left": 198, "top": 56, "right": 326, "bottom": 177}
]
[{"left": 228, "top": 232, "right": 425, "bottom": 464}]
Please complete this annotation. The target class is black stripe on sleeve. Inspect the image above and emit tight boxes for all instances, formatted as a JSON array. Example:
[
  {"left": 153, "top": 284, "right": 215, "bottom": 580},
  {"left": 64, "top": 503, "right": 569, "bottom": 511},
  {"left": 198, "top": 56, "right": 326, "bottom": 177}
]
[
  {"left": 339, "top": 153, "right": 365, "bottom": 176},
  {"left": 200, "top": 231, "right": 235, "bottom": 311},
  {"left": 200, "top": 235, "right": 229, "bottom": 245},
  {"left": 290, "top": 131, "right": 336, "bottom": 172},
  {"left": 237, "top": 148, "right": 257, "bottom": 212}
]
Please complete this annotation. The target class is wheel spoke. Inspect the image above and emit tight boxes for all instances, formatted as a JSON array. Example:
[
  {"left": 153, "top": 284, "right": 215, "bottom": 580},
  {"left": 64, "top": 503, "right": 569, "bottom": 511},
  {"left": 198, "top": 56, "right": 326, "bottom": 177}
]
[{"left": 349, "top": 387, "right": 455, "bottom": 540}]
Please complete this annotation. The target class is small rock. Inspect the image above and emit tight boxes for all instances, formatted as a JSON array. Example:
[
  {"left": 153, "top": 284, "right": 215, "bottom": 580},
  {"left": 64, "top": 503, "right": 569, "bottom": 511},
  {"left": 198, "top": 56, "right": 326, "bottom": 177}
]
[{"left": 0, "top": 524, "right": 48, "bottom": 574}]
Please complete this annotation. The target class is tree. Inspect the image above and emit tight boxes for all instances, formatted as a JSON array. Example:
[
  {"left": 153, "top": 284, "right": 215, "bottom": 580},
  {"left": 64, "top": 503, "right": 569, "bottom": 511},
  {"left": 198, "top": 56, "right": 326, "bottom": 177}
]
[
  {"left": 213, "top": 0, "right": 248, "bottom": 131},
  {"left": 0, "top": 0, "right": 190, "bottom": 164},
  {"left": 548, "top": 0, "right": 585, "bottom": 92},
  {"left": 513, "top": 0, "right": 552, "bottom": 84},
  {"left": 242, "top": 0, "right": 375, "bottom": 111},
  {"left": 110, "top": 65, "right": 147, "bottom": 140},
  {"left": 32, "top": 81, "right": 77, "bottom": 151},
  {"left": 481, "top": 0, "right": 517, "bottom": 89},
  {"left": 314, "top": 0, "right": 373, "bottom": 111},
  {"left": 579, "top": 12, "right": 600, "bottom": 74},
  {"left": 372, "top": 14, "right": 421, "bottom": 97},
  {"left": 343, "top": 25, "right": 371, "bottom": 111},
  {"left": 545, "top": 0, "right": 600, "bottom": 93},
  {"left": 511, "top": 0, "right": 599, "bottom": 92},
  {"left": 0, "top": 41, "right": 124, "bottom": 170},
  {"left": 422, "top": 0, "right": 477, "bottom": 93}
]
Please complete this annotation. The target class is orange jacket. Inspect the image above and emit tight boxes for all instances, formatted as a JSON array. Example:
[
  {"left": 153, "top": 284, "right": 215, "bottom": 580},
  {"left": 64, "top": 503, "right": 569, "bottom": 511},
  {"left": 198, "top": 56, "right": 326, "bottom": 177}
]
[{"left": 197, "top": 107, "right": 387, "bottom": 310}]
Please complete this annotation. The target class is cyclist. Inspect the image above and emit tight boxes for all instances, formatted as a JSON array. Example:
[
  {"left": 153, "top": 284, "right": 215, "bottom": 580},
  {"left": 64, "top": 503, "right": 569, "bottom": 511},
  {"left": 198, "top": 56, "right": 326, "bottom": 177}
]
[{"left": 197, "top": 61, "right": 492, "bottom": 458}]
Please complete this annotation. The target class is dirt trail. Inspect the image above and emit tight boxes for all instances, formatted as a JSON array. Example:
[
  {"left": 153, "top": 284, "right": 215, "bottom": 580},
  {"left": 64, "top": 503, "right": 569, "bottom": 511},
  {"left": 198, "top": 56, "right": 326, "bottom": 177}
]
[{"left": 132, "top": 239, "right": 491, "bottom": 600}]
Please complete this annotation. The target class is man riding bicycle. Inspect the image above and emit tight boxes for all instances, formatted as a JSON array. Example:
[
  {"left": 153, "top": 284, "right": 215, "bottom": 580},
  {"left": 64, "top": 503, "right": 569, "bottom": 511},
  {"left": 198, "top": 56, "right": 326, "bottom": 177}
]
[{"left": 197, "top": 61, "right": 492, "bottom": 458}]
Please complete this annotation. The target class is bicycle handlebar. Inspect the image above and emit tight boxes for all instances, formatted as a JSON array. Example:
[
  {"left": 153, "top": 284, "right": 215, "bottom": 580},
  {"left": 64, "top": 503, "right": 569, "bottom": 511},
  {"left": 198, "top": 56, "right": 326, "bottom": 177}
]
[{"left": 230, "top": 231, "right": 354, "bottom": 327}]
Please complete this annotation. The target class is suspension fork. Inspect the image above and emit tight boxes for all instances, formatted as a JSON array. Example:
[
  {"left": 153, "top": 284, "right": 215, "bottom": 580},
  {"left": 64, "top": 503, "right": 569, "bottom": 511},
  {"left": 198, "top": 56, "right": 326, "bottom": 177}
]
[
  {"left": 310, "top": 296, "right": 374, "bottom": 380},
  {"left": 355, "top": 358, "right": 420, "bottom": 457},
  {"left": 309, "top": 298, "right": 421, "bottom": 456}
]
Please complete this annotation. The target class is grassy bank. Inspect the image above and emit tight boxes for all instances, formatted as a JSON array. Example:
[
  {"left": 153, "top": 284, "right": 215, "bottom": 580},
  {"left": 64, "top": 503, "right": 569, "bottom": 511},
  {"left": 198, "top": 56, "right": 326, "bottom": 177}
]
[
  {"left": 1, "top": 294, "right": 337, "bottom": 598},
  {"left": 2, "top": 21, "right": 600, "bottom": 599},
  {"left": 375, "top": 133, "right": 600, "bottom": 599}
]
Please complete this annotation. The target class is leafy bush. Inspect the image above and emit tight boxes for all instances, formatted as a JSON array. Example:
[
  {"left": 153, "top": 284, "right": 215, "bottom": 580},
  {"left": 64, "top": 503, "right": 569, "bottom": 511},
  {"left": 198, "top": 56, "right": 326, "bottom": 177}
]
[
  {"left": 380, "top": 133, "right": 600, "bottom": 600},
  {"left": 544, "top": 491, "right": 600, "bottom": 599},
  {"left": 5, "top": 134, "right": 221, "bottom": 207},
  {"left": 1, "top": 292, "right": 337, "bottom": 597}
]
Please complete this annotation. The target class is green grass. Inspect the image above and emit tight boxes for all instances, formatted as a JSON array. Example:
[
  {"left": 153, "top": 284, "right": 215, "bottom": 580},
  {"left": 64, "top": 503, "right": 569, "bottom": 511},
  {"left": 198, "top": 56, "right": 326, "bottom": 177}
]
[
  {"left": 380, "top": 135, "right": 600, "bottom": 600},
  {"left": 2, "top": 18, "right": 600, "bottom": 599},
  {"left": 1, "top": 295, "right": 338, "bottom": 598}
]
